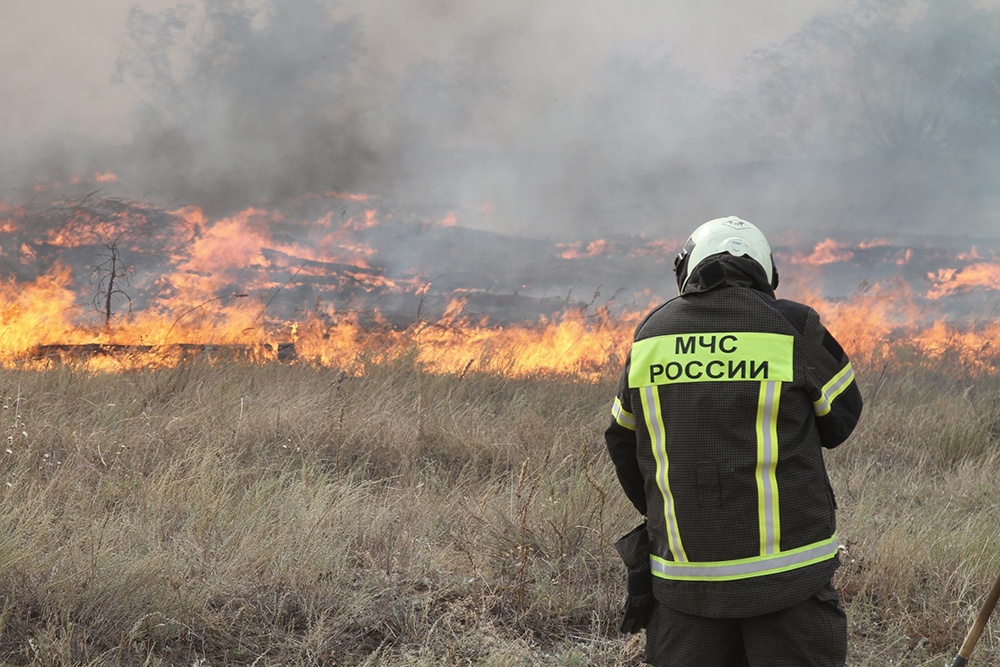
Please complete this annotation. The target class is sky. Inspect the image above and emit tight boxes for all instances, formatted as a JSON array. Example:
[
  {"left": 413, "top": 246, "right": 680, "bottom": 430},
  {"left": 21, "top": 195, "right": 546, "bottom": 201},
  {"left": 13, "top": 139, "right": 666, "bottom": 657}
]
[
  {"left": 0, "top": 0, "right": 834, "bottom": 140},
  {"left": 2, "top": 0, "right": 998, "bottom": 242}
]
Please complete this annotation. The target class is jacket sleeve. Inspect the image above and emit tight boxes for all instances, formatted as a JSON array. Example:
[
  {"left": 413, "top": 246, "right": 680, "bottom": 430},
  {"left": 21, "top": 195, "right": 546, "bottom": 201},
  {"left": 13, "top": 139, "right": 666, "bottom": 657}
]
[
  {"left": 605, "top": 357, "right": 647, "bottom": 515},
  {"left": 802, "top": 308, "right": 863, "bottom": 448}
]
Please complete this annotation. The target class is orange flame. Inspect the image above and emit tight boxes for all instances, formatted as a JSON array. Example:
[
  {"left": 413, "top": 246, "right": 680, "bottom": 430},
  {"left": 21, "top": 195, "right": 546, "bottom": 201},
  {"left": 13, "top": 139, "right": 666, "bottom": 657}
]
[
  {"left": 789, "top": 238, "right": 854, "bottom": 266},
  {"left": 926, "top": 262, "right": 1000, "bottom": 299},
  {"left": 558, "top": 239, "right": 609, "bottom": 260},
  {"left": 4, "top": 194, "right": 1000, "bottom": 379}
]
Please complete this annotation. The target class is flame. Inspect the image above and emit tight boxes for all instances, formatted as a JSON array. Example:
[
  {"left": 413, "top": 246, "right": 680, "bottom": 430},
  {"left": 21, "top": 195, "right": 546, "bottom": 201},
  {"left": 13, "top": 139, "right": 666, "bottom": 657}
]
[
  {"left": 0, "top": 265, "right": 82, "bottom": 356},
  {"left": 3, "top": 193, "right": 1000, "bottom": 379},
  {"left": 346, "top": 209, "right": 380, "bottom": 231},
  {"left": 291, "top": 306, "right": 632, "bottom": 380},
  {"left": 926, "top": 262, "right": 1000, "bottom": 299},
  {"left": 793, "top": 280, "right": 917, "bottom": 366},
  {"left": 786, "top": 278, "right": 1000, "bottom": 375},
  {"left": 558, "top": 239, "right": 609, "bottom": 259},
  {"left": 789, "top": 238, "right": 854, "bottom": 266},
  {"left": 440, "top": 297, "right": 468, "bottom": 325}
]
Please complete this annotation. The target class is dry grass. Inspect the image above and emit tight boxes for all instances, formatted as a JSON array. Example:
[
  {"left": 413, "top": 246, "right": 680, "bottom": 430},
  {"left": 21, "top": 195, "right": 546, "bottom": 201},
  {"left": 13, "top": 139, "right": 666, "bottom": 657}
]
[
  {"left": 831, "top": 368, "right": 1000, "bottom": 667},
  {"left": 0, "top": 355, "right": 996, "bottom": 666}
]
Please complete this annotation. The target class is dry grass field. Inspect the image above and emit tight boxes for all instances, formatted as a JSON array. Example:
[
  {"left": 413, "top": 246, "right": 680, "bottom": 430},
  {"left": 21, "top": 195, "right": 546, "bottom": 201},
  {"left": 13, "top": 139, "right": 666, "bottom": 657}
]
[{"left": 0, "top": 349, "right": 997, "bottom": 666}]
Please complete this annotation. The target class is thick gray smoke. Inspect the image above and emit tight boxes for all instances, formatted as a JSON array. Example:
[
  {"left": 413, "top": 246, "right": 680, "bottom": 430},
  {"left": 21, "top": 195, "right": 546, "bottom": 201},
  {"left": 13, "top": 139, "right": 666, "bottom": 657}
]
[{"left": 5, "top": 0, "right": 1000, "bottom": 242}]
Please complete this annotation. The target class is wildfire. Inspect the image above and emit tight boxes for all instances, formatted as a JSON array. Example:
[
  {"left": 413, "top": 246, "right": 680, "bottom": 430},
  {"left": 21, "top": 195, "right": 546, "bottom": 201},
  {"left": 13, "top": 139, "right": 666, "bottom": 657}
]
[
  {"left": 789, "top": 238, "right": 854, "bottom": 266},
  {"left": 2, "top": 193, "right": 1000, "bottom": 379},
  {"left": 558, "top": 239, "right": 609, "bottom": 260},
  {"left": 926, "top": 262, "right": 1000, "bottom": 299}
]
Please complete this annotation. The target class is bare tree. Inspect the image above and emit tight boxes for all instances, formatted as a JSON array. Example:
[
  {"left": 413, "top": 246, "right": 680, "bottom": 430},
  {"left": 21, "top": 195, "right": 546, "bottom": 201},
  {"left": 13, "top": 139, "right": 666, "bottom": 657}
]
[{"left": 91, "top": 237, "right": 134, "bottom": 330}]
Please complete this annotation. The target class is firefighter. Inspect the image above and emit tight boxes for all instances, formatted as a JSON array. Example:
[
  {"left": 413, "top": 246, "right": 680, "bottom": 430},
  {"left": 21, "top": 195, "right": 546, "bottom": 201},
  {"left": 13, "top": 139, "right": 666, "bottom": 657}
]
[{"left": 605, "top": 216, "right": 863, "bottom": 667}]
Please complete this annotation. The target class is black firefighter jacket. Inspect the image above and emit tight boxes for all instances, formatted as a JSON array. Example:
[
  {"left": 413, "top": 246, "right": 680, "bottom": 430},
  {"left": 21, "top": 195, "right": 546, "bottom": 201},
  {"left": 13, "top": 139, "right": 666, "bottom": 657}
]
[{"left": 605, "top": 254, "right": 863, "bottom": 618}]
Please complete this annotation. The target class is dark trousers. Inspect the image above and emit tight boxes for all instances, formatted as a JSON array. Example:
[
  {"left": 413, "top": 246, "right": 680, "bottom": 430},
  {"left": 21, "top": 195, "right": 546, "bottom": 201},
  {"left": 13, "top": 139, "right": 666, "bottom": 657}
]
[{"left": 644, "top": 582, "right": 847, "bottom": 667}]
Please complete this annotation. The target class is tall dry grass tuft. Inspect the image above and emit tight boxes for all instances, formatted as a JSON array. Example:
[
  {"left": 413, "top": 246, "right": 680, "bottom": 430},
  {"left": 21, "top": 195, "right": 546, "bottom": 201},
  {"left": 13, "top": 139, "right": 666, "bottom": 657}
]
[{"left": 0, "top": 357, "right": 996, "bottom": 665}]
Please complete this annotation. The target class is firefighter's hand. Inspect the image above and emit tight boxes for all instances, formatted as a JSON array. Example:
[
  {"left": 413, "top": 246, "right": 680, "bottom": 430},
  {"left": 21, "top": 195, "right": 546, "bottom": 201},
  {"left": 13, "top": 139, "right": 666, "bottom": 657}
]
[{"left": 619, "top": 565, "right": 654, "bottom": 633}]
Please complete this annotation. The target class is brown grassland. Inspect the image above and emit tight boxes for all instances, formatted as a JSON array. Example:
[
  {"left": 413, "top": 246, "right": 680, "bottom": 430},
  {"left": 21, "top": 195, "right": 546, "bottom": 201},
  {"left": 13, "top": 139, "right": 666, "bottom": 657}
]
[{"left": 0, "top": 347, "right": 997, "bottom": 666}]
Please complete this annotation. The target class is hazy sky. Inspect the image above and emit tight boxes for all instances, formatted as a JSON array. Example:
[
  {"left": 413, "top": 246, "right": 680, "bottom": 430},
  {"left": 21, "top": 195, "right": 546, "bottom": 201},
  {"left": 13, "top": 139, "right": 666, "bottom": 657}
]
[
  {"left": 0, "top": 0, "right": 837, "bottom": 143},
  {"left": 3, "top": 0, "right": 998, "bottom": 242}
]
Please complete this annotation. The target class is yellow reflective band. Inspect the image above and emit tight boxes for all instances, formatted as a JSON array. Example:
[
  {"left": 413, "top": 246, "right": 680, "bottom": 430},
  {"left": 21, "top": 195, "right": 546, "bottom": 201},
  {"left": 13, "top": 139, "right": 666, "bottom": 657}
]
[
  {"left": 641, "top": 385, "right": 687, "bottom": 562},
  {"left": 629, "top": 333, "right": 794, "bottom": 387},
  {"left": 755, "top": 381, "right": 781, "bottom": 556},
  {"left": 813, "top": 363, "right": 855, "bottom": 416},
  {"left": 611, "top": 396, "right": 636, "bottom": 430},
  {"left": 650, "top": 534, "right": 839, "bottom": 581}
]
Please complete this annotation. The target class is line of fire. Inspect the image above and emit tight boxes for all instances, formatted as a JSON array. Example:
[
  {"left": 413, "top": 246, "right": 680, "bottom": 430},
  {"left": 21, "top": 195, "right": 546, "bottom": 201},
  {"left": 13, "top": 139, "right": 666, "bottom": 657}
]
[{"left": 2, "top": 189, "right": 999, "bottom": 379}]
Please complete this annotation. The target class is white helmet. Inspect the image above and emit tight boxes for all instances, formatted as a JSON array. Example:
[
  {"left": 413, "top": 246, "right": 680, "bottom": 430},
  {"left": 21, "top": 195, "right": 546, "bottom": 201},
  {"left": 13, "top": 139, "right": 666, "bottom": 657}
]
[{"left": 673, "top": 216, "right": 778, "bottom": 292}]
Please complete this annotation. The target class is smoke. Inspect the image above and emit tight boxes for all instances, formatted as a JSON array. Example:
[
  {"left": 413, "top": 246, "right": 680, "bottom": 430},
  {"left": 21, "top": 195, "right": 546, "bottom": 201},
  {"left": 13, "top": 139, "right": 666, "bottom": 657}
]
[
  {"left": 5, "top": 0, "right": 1000, "bottom": 242},
  {"left": 110, "top": 0, "right": 370, "bottom": 210}
]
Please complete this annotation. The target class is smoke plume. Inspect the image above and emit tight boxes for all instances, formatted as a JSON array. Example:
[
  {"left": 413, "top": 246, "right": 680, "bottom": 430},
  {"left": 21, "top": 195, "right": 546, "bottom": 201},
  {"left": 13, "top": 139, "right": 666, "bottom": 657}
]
[{"left": 4, "top": 0, "right": 1000, "bottom": 243}]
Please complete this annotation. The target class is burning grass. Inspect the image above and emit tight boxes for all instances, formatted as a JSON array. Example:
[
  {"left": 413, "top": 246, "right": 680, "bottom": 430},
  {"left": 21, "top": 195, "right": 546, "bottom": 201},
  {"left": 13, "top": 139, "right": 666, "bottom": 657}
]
[
  {"left": 7, "top": 193, "right": 1000, "bottom": 382},
  {"left": 0, "top": 357, "right": 997, "bottom": 666}
]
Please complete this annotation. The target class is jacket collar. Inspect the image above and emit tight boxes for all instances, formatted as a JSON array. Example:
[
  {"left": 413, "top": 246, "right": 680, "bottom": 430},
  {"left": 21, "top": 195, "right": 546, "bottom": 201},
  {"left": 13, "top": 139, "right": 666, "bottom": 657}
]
[{"left": 681, "top": 254, "right": 775, "bottom": 298}]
